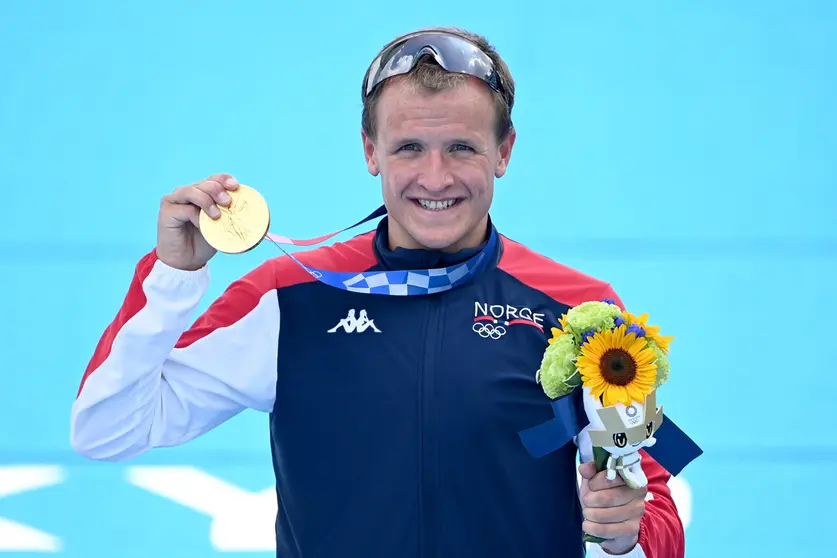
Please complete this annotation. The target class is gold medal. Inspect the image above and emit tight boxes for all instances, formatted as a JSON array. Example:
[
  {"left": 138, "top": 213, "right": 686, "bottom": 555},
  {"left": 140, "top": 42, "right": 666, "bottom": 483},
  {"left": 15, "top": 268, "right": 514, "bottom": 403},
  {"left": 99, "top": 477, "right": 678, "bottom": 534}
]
[{"left": 199, "top": 184, "right": 271, "bottom": 254}]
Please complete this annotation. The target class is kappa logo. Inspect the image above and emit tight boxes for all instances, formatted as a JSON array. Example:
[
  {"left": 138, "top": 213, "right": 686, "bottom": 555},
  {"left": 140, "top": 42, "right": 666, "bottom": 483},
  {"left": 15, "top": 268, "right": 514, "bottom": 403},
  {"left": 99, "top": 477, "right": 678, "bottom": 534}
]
[
  {"left": 472, "top": 302, "right": 545, "bottom": 340},
  {"left": 328, "top": 309, "right": 381, "bottom": 334}
]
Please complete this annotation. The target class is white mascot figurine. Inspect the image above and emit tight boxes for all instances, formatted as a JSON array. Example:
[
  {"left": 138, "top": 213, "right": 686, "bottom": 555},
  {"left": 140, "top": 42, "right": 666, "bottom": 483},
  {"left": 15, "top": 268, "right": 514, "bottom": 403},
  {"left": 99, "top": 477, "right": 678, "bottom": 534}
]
[{"left": 577, "top": 386, "right": 664, "bottom": 489}]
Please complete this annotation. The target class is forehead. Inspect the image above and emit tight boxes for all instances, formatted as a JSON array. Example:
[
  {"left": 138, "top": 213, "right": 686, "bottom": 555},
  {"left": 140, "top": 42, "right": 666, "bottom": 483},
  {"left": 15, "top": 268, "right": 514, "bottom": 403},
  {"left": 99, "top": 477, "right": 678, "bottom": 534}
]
[{"left": 376, "top": 78, "right": 496, "bottom": 138}]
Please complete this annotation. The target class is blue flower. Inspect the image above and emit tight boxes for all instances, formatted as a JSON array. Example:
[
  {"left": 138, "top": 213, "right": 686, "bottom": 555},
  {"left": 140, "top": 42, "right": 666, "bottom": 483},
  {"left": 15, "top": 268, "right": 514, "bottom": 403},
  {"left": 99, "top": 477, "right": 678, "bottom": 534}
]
[
  {"left": 627, "top": 323, "right": 646, "bottom": 337},
  {"left": 580, "top": 330, "right": 596, "bottom": 345},
  {"left": 603, "top": 298, "right": 616, "bottom": 305},
  {"left": 614, "top": 316, "right": 625, "bottom": 327}
]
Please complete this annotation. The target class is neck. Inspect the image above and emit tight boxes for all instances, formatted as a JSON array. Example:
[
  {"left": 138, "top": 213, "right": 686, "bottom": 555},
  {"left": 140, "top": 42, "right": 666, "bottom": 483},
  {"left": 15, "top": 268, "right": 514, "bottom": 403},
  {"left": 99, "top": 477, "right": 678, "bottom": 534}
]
[
  {"left": 387, "top": 216, "right": 490, "bottom": 253},
  {"left": 373, "top": 215, "right": 494, "bottom": 272}
]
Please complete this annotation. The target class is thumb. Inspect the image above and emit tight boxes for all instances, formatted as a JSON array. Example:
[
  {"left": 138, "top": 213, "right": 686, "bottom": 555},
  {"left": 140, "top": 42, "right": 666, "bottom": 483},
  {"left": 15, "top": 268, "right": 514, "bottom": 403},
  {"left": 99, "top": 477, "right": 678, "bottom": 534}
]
[{"left": 578, "top": 461, "right": 598, "bottom": 481}]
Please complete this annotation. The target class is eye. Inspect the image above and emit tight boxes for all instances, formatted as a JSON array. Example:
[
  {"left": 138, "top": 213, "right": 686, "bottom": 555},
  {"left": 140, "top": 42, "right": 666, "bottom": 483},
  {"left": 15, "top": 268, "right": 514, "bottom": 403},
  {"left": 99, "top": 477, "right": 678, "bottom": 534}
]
[
  {"left": 451, "top": 144, "right": 474, "bottom": 152},
  {"left": 397, "top": 143, "right": 420, "bottom": 152}
]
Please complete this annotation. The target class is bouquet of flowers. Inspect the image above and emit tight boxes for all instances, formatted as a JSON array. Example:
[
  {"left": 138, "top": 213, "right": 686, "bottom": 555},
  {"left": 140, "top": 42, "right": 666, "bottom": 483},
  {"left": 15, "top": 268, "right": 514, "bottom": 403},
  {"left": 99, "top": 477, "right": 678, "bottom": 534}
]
[{"left": 534, "top": 298, "right": 674, "bottom": 543}]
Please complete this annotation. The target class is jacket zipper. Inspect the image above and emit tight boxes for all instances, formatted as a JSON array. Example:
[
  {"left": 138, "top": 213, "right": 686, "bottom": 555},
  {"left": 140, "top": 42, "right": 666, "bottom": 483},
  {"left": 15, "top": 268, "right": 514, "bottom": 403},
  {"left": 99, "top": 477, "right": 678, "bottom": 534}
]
[{"left": 419, "top": 295, "right": 443, "bottom": 558}]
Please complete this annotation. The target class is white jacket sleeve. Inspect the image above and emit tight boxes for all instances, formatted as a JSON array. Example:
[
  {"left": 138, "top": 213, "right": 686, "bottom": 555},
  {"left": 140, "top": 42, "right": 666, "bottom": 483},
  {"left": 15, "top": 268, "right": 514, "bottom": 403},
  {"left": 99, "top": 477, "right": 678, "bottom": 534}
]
[{"left": 70, "top": 250, "right": 281, "bottom": 462}]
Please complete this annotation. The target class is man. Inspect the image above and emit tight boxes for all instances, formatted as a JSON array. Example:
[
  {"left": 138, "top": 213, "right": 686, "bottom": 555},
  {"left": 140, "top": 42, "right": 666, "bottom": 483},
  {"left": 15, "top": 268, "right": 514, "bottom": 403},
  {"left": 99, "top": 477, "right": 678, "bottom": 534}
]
[{"left": 70, "top": 27, "right": 686, "bottom": 557}]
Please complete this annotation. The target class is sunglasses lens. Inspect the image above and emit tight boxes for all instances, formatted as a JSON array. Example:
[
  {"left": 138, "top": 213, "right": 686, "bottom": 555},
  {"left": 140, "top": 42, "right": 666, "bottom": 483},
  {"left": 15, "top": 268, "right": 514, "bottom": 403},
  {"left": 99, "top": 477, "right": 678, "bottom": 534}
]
[{"left": 366, "top": 33, "right": 501, "bottom": 97}]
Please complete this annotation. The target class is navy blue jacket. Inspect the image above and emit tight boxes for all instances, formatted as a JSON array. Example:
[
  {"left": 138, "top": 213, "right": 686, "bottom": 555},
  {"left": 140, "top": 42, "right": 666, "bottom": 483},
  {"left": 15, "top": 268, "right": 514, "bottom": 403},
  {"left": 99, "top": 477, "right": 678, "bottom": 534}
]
[{"left": 72, "top": 216, "right": 684, "bottom": 558}]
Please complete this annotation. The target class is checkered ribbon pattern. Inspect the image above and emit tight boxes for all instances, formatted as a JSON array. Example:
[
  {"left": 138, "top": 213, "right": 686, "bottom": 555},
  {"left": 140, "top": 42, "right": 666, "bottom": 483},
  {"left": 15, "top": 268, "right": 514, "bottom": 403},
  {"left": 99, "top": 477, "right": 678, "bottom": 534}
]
[{"left": 263, "top": 204, "right": 497, "bottom": 296}]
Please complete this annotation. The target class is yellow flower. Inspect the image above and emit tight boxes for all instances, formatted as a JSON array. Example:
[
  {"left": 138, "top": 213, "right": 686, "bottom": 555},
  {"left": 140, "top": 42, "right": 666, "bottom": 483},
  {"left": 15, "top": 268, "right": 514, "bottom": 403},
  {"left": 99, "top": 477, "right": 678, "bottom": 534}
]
[
  {"left": 577, "top": 325, "right": 657, "bottom": 407},
  {"left": 623, "top": 312, "right": 675, "bottom": 354},
  {"left": 547, "top": 327, "right": 564, "bottom": 344},
  {"left": 547, "top": 314, "right": 571, "bottom": 345}
]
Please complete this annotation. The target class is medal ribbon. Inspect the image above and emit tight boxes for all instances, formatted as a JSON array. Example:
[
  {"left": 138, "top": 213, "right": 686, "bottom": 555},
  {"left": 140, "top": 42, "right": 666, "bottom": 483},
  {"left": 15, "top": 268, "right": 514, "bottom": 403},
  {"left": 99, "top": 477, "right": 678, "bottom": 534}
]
[{"left": 262, "top": 205, "right": 497, "bottom": 296}]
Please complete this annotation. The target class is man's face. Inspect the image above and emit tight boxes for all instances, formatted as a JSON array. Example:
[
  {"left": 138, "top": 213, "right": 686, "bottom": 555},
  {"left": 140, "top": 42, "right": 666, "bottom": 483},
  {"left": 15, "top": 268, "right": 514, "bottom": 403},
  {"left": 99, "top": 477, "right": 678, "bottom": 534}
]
[{"left": 362, "top": 77, "right": 515, "bottom": 253}]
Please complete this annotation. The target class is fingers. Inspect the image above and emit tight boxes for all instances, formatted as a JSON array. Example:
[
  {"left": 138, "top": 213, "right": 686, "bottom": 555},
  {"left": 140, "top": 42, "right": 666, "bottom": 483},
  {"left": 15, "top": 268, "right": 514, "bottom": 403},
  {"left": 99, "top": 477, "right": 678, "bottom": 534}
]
[
  {"left": 163, "top": 174, "right": 240, "bottom": 220},
  {"left": 206, "top": 173, "right": 240, "bottom": 191},
  {"left": 583, "top": 484, "right": 646, "bottom": 509},
  {"left": 166, "top": 203, "right": 201, "bottom": 229},
  {"left": 583, "top": 493, "right": 645, "bottom": 522},
  {"left": 582, "top": 517, "right": 642, "bottom": 541},
  {"left": 580, "top": 464, "right": 646, "bottom": 545},
  {"left": 588, "top": 469, "right": 627, "bottom": 492},
  {"left": 578, "top": 461, "right": 597, "bottom": 481},
  {"left": 164, "top": 184, "right": 222, "bottom": 218}
]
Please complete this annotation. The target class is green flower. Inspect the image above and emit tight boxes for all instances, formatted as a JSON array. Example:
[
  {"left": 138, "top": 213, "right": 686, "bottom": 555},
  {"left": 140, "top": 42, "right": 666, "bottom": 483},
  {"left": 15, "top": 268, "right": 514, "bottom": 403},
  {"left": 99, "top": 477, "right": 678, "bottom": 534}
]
[
  {"left": 537, "top": 334, "right": 582, "bottom": 399},
  {"left": 647, "top": 338, "right": 669, "bottom": 389},
  {"left": 565, "top": 301, "right": 622, "bottom": 340}
]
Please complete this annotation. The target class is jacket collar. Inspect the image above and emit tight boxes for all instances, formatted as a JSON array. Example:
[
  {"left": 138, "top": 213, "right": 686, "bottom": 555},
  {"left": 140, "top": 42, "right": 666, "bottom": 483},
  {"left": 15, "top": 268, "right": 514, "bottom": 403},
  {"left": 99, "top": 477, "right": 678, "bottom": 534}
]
[{"left": 372, "top": 215, "right": 501, "bottom": 272}]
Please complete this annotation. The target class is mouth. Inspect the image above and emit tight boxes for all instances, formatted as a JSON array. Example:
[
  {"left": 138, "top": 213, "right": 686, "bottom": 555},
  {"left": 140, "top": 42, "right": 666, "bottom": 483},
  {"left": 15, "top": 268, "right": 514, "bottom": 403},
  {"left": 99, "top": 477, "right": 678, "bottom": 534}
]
[{"left": 413, "top": 198, "right": 462, "bottom": 211}]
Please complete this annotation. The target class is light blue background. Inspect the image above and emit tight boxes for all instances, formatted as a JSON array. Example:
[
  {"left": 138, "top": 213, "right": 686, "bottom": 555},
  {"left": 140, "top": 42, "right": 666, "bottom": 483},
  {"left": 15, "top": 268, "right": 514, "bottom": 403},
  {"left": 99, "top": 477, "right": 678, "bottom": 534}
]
[{"left": 1, "top": 1, "right": 835, "bottom": 557}]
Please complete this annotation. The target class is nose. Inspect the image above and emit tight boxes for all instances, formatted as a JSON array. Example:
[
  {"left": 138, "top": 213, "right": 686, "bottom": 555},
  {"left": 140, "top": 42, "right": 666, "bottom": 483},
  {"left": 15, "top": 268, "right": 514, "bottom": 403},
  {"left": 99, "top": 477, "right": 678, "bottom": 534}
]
[{"left": 416, "top": 150, "right": 454, "bottom": 192}]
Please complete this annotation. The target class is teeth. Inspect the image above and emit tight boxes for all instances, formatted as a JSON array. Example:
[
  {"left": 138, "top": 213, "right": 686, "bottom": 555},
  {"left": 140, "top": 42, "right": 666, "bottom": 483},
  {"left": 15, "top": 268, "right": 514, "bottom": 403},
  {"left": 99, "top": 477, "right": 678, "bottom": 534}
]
[{"left": 418, "top": 199, "right": 456, "bottom": 210}]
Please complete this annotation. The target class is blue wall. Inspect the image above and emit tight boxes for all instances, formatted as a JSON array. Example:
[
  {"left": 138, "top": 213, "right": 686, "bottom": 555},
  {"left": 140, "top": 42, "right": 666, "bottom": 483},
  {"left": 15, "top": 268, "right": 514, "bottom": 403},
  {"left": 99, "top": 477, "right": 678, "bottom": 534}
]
[{"left": 1, "top": 1, "right": 834, "bottom": 556}]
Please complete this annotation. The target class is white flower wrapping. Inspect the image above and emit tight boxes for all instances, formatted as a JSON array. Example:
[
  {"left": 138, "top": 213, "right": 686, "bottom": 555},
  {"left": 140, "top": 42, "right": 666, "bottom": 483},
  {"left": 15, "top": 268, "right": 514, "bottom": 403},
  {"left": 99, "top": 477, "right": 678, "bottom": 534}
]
[{"left": 578, "top": 386, "right": 664, "bottom": 490}]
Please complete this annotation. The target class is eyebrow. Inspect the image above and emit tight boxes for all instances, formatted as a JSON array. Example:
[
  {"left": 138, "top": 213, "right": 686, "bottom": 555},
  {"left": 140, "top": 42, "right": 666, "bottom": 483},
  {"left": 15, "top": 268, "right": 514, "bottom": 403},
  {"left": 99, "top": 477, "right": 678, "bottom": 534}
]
[
  {"left": 388, "top": 136, "right": 485, "bottom": 148},
  {"left": 389, "top": 137, "right": 421, "bottom": 146}
]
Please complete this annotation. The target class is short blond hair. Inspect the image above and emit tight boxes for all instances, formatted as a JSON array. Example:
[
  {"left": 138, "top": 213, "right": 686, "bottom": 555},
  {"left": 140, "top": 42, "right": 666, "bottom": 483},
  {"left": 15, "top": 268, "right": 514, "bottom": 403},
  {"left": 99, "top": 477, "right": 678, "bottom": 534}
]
[{"left": 361, "top": 27, "right": 515, "bottom": 143}]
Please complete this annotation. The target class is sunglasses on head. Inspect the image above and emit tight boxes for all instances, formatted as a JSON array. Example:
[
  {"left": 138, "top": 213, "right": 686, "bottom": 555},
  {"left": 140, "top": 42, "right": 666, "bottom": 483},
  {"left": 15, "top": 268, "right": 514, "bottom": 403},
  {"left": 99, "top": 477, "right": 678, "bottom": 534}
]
[{"left": 364, "top": 31, "right": 505, "bottom": 98}]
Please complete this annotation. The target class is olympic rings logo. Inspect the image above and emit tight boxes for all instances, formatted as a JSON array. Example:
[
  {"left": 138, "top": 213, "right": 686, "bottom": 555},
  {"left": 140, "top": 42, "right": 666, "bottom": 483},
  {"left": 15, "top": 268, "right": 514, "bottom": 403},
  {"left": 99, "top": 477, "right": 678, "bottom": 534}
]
[{"left": 472, "top": 322, "right": 506, "bottom": 339}]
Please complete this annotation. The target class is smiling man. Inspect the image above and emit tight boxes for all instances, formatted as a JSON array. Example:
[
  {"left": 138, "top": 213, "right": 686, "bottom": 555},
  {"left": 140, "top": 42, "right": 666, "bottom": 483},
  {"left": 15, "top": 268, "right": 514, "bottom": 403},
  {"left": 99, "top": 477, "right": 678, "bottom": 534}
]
[
  {"left": 360, "top": 42, "right": 511, "bottom": 254},
  {"left": 70, "top": 27, "right": 686, "bottom": 558}
]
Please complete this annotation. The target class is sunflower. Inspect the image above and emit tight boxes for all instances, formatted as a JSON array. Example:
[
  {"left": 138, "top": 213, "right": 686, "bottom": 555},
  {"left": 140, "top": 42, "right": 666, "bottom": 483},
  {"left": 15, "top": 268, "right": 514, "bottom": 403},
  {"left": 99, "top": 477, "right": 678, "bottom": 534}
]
[
  {"left": 623, "top": 312, "right": 675, "bottom": 354},
  {"left": 576, "top": 325, "right": 657, "bottom": 407}
]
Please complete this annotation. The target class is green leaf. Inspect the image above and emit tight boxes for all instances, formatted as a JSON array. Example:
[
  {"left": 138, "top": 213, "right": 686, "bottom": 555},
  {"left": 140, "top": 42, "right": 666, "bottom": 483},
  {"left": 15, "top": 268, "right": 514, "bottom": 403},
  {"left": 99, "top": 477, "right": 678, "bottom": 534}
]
[
  {"left": 584, "top": 534, "right": 607, "bottom": 544},
  {"left": 593, "top": 446, "right": 610, "bottom": 473}
]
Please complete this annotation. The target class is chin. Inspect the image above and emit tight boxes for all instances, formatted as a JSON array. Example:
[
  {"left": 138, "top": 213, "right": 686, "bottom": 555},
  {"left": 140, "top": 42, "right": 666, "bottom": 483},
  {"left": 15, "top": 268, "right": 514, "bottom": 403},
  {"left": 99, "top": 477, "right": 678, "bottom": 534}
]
[{"left": 409, "top": 229, "right": 468, "bottom": 252}]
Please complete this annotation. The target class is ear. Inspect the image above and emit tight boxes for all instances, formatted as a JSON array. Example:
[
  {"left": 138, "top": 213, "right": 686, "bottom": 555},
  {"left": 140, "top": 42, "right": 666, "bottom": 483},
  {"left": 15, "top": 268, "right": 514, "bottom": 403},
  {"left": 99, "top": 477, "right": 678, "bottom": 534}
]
[
  {"left": 362, "top": 129, "right": 380, "bottom": 177},
  {"left": 494, "top": 127, "right": 516, "bottom": 178}
]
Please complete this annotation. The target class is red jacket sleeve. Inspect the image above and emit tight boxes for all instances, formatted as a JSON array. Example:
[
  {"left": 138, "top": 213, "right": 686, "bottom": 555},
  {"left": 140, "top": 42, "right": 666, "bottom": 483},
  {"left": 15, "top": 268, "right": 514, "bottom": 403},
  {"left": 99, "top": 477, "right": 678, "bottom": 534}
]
[
  {"left": 635, "top": 450, "right": 685, "bottom": 558},
  {"left": 600, "top": 284, "right": 685, "bottom": 558}
]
